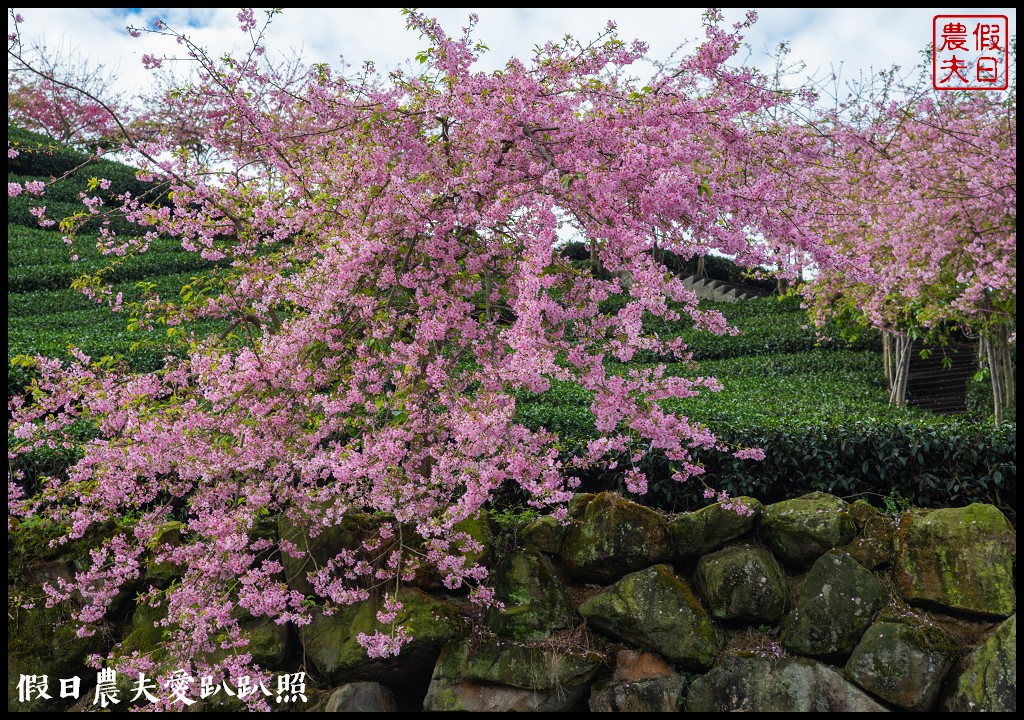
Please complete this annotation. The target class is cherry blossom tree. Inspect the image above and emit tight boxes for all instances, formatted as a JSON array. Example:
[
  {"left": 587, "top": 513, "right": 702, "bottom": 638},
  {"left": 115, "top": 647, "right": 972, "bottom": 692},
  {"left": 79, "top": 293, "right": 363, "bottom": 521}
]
[
  {"left": 6, "top": 17, "right": 125, "bottom": 146},
  {"left": 796, "top": 69, "right": 1015, "bottom": 419},
  {"left": 8, "top": 8, "right": 828, "bottom": 698}
]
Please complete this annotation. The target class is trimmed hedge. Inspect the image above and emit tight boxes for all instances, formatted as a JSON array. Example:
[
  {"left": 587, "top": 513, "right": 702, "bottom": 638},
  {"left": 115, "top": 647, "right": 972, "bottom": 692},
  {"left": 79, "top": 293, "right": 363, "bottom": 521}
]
[
  {"left": 616, "top": 418, "right": 1016, "bottom": 516},
  {"left": 8, "top": 125, "right": 172, "bottom": 241},
  {"left": 7, "top": 126, "right": 160, "bottom": 200},
  {"left": 7, "top": 418, "right": 100, "bottom": 498},
  {"left": 7, "top": 123, "right": 224, "bottom": 397},
  {"left": 7, "top": 224, "right": 222, "bottom": 294},
  {"left": 514, "top": 349, "right": 1015, "bottom": 513},
  {"left": 589, "top": 295, "right": 881, "bottom": 361},
  {"left": 8, "top": 252, "right": 222, "bottom": 294},
  {"left": 8, "top": 193, "right": 168, "bottom": 238}
]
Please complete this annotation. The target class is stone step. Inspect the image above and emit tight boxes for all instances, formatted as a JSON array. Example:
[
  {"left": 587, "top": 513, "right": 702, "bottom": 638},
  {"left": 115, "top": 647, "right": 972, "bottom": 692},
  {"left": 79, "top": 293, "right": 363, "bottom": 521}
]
[{"left": 676, "top": 271, "right": 772, "bottom": 302}]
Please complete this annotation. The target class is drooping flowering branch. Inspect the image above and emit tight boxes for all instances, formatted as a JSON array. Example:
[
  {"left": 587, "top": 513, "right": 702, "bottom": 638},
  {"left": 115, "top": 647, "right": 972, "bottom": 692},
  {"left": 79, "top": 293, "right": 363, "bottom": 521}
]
[{"left": 8, "top": 8, "right": 830, "bottom": 694}]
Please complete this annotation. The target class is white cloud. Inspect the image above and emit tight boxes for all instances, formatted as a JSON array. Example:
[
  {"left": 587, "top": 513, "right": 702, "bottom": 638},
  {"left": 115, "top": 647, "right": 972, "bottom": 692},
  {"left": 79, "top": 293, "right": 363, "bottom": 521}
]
[{"left": 8, "top": 7, "right": 1017, "bottom": 100}]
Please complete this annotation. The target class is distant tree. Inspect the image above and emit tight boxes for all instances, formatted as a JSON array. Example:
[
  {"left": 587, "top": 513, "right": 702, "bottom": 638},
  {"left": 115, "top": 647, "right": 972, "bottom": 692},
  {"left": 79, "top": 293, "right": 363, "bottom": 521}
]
[
  {"left": 6, "top": 23, "right": 126, "bottom": 145},
  {"left": 797, "top": 66, "right": 1015, "bottom": 419}
]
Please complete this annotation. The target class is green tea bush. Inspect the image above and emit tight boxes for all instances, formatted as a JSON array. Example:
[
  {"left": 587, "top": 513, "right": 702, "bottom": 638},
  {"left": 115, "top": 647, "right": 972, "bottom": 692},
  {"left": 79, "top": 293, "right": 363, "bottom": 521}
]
[{"left": 516, "top": 349, "right": 1014, "bottom": 513}]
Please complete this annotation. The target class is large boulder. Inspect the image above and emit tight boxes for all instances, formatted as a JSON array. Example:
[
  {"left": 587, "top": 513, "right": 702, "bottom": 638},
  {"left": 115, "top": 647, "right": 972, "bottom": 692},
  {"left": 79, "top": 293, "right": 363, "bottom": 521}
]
[
  {"left": 894, "top": 504, "right": 1015, "bottom": 618},
  {"left": 696, "top": 544, "right": 788, "bottom": 624},
  {"left": 422, "top": 637, "right": 601, "bottom": 712},
  {"left": 244, "top": 616, "right": 292, "bottom": 668},
  {"left": 485, "top": 548, "right": 573, "bottom": 640},
  {"left": 300, "top": 588, "right": 461, "bottom": 686},
  {"left": 520, "top": 516, "right": 568, "bottom": 555},
  {"left": 670, "top": 497, "right": 761, "bottom": 559},
  {"left": 561, "top": 493, "right": 671, "bottom": 583},
  {"left": 118, "top": 601, "right": 290, "bottom": 685},
  {"left": 843, "top": 512, "right": 896, "bottom": 570},
  {"left": 781, "top": 552, "right": 883, "bottom": 657},
  {"left": 278, "top": 511, "right": 382, "bottom": 598},
  {"left": 686, "top": 653, "right": 889, "bottom": 712},
  {"left": 279, "top": 509, "right": 495, "bottom": 595},
  {"left": 579, "top": 564, "right": 721, "bottom": 670},
  {"left": 144, "top": 520, "right": 186, "bottom": 588},
  {"left": 8, "top": 518, "right": 136, "bottom": 711},
  {"left": 759, "top": 492, "right": 856, "bottom": 570},
  {"left": 845, "top": 618, "right": 957, "bottom": 711},
  {"left": 848, "top": 499, "right": 879, "bottom": 529},
  {"left": 588, "top": 650, "right": 686, "bottom": 712},
  {"left": 943, "top": 614, "right": 1016, "bottom": 712},
  {"left": 7, "top": 518, "right": 141, "bottom": 711},
  {"left": 8, "top": 601, "right": 108, "bottom": 712},
  {"left": 423, "top": 680, "right": 588, "bottom": 712},
  {"left": 323, "top": 682, "right": 397, "bottom": 712}
]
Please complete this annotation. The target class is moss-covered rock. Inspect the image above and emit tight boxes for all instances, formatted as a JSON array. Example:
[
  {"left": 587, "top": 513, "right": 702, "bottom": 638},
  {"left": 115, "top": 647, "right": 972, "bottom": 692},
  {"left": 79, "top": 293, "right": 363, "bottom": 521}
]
[
  {"left": 423, "top": 678, "right": 590, "bottom": 712},
  {"left": 7, "top": 600, "right": 109, "bottom": 712},
  {"left": 147, "top": 521, "right": 183, "bottom": 548},
  {"left": 520, "top": 515, "right": 568, "bottom": 555},
  {"left": 843, "top": 513, "right": 895, "bottom": 570},
  {"left": 845, "top": 619, "right": 957, "bottom": 710},
  {"left": 279, "top": 509, "right": 495, "bottom": 595},
  {"left": 143, "top": 521, "right": 185, "bottom": 588},
  {"left": 781, "top": 552, "right": 883, "bottom": 658},
  {"left": 561, "top": 493, "right": 671, "bottom": 583},
  {"left": 685, "top": 653, "right": 889, "bottom": 712},
  {"left": 300, "top": 588, "right": 461, "bottom": 686},
  {"left": 589, "top": 674, "right": 685, "bottom": 713},
  {"left": 429, "top": 636, "right": 601, "bottom": 690},
  {"left": 894, "top": 504, "right": 1015, "bottom": 618},
  {"left": 323, "top": 682, "right": 397, "bottom": 712},
  {"left": 422, "top": 637, "right": 601, "bottom": 711},
  {"left": 451, "top": 511, "right": 497, "bottom": 571},
  {"left": 943, "top": 614, "right": 1016, "bottom": 712},
  {"left": 485, "top": 548, "right": 573, "bottom": 640},
  {"left": 567, "top": 493, "right": 596, "bottom": 519},
  {"left": 277, "top": 510, "right": 365, "bottom": 598},
  {"left": 760, "top": 492, "right": 856, "bottom": 570},
  {"left": 849, "top": 499, "right": 879, "bottom": 530},
  {"left": 116, "top": 599, "right": 290, "bottom": 694},
  {"left": 696, "top": 544, "right": 787, "bottom": 624},
  {"left": 579, "top": 564, "right": 721, "bottom": 670},
  {"left": 415, "top": 511, "right": 498, "bottom": 590},
  {"left": 244, "top": 617, "right": 292, "bottom": 668},
  {"left": 117, "top": 601, "right": 170, "bottom": 659},
  {"left": 10, "top": 517, "right": 140, "bottom": 621},
  {"left": 670, "top": 497, "right": 761, "bottom": 559},
  {"left": 588, "top": 650, "right": 686, "bottom": 712},
  {"left": 109, "top": 599, "right": 179, "bottom": 699},
  {"left": 6, "top": 519, "right": 131, "bottom": 711}
]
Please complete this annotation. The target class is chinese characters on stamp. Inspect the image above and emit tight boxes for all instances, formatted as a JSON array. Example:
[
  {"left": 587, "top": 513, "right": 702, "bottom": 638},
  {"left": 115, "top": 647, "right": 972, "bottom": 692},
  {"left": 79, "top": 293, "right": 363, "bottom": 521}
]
[{"left": 933, "top": 15, "right": 1009, "bottom": 90}]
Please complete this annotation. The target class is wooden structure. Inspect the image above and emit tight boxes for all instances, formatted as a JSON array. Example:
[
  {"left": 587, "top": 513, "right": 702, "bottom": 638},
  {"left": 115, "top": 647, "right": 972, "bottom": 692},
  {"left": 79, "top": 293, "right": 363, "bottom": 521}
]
[{"left": 905, "top": 339, "right": 978, "bottom": 414}]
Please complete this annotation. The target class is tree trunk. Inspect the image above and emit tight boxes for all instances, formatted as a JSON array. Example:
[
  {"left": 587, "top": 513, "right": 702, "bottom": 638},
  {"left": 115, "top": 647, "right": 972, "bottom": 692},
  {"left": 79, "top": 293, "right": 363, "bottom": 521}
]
[
  {"left": 982, "top": 323, "right": 1015, "bottom": 425},
  {"left": 483, "top": 270, "right": 492, "bottom": 322},
  {"left": 997, "top": 329, "right": 1014, "bottom": 413},
  {"left": 888, "top": 333, "right": 913, "bottom": 408},
  {"left": 696, "top": 255, "right": 706, "bottom": 278},
  {"left": 882, "top": 331, "right": 893, "bottom": 391}
]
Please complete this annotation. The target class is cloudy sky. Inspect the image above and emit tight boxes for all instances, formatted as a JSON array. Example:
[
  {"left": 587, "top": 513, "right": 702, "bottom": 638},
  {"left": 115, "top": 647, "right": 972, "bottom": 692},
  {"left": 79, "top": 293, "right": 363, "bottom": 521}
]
[{"left": 8, "top": 7, "right": 1017, "bottom": 102}]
